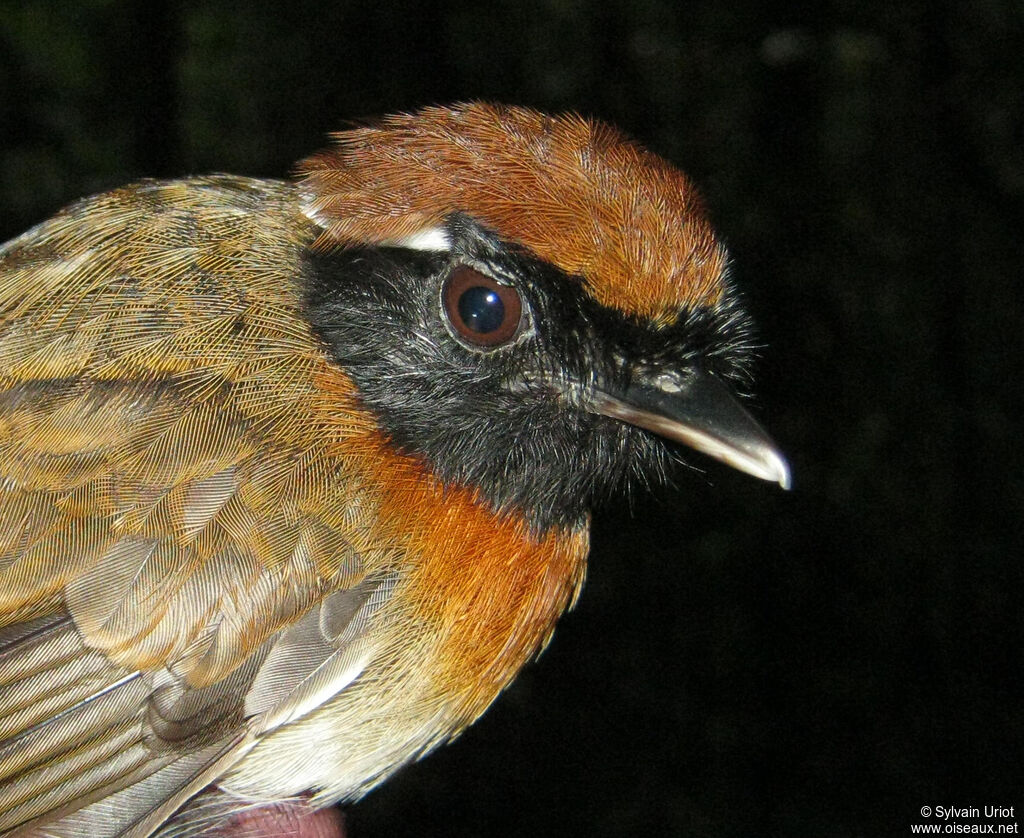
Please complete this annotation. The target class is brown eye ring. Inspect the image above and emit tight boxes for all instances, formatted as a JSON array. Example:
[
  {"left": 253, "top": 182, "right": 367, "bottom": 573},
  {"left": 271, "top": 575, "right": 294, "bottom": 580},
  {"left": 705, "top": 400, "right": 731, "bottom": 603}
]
[{"left": 442, "top": 265, "right": 523, "bottom": 348}]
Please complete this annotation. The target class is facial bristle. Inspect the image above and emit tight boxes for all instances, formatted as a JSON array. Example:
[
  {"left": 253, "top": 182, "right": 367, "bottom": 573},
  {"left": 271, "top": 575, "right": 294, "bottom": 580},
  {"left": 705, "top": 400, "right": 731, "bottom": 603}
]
[{"left": 299, "top": 103, "right": 727, "bottom": 322}]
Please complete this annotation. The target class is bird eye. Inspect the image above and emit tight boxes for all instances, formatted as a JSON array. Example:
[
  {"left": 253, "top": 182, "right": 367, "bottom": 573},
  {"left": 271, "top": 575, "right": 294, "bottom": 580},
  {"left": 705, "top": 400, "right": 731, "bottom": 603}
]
[{"left": 442, "top": 265, "right": 523, "bottom": 348}]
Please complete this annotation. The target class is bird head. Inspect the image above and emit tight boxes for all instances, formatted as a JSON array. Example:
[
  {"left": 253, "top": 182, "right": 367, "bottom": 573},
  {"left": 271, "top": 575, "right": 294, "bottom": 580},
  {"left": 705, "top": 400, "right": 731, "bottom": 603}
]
[{"left": 299, "top": 103, "right": 789, "bottom": 532}]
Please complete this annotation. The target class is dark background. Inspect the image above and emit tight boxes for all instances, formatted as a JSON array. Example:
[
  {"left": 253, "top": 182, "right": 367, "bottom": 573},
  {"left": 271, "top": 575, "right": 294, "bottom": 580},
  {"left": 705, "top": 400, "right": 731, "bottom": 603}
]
[{"left": 1, "top": 2, "right": 1021, "bottom": 836}]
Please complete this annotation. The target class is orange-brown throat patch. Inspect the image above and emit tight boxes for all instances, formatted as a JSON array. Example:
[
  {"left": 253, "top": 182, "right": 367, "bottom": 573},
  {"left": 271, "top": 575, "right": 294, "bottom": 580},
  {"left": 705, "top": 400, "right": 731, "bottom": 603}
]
[
  {"left": 331, "top": 420, "right": 589, "bottom": 724},
  {"left": 308, "top": 364, "right": 588, "bottom": 718},
  {"left": 299, "top": 103, "right": 726, "bottom": 323}
]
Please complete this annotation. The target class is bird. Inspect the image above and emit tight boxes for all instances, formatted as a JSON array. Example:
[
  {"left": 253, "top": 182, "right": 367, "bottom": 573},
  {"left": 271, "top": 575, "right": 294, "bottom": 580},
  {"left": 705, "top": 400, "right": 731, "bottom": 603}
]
[{"left": 0, "top": 102, "right": 789, "bottom": 837}]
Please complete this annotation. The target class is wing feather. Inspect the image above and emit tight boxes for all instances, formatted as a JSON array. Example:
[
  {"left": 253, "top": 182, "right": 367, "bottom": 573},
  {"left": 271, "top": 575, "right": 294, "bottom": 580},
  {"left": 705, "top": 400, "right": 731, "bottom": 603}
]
[{"left": 0, "top": 178, "right": 390, "bottom": 835}]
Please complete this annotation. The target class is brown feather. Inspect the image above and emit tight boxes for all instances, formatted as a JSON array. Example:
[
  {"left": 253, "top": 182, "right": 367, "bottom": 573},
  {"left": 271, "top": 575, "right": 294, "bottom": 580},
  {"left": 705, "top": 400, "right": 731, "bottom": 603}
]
[{"left": 300, "top": 102, "right": 726, "bottom": 323}]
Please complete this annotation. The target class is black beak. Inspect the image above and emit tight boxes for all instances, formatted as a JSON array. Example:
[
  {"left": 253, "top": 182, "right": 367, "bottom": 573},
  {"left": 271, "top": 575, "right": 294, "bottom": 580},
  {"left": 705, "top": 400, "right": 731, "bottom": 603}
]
[{"left": 586, "top": 368, "right": 791, "bottom": 489}]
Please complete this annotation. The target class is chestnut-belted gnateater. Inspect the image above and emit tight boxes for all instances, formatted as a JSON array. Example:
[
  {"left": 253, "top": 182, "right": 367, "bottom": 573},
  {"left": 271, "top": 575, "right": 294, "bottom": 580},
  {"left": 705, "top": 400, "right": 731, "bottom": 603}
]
[{"left": 0, "top": 103, "right": 789, "bottom": 837}]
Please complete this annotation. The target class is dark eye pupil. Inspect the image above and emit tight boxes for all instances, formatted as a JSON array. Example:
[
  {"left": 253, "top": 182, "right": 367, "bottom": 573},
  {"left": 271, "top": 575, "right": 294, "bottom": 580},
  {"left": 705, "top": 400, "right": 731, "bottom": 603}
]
[
  {"left": 457, "top": 286, "right": 506, "bottom": 334},
  {"left": 442, "top": 265, "right": 522, "bottom": 348}
]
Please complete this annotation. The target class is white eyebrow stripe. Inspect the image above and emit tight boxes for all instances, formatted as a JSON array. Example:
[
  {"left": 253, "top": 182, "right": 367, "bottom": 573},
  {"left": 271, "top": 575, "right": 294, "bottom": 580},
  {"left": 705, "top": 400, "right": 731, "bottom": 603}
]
[
  {"left": 299, "top": 200, "right": 452, "bottom": 252},
  {"left": 387, "top": 226, "right": 452, "bottom": 251},
  {"left": 299, "top": 191, "right": 328, "bottom": 227}
]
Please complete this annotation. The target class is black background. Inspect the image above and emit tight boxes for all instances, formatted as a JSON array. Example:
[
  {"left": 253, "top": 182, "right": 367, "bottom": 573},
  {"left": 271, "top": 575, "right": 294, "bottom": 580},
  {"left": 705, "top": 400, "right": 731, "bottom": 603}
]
[{"left": 1, "top": 2, "right": 1021, "bottom": 836}]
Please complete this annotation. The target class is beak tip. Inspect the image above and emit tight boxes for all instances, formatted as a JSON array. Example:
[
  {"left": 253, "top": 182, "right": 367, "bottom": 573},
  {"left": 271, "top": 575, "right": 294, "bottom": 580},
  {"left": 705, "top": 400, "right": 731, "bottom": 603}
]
[
  {"left": 767, "top": 450, "right": 792, "bottom": 491},
  {"left": 729, "top": 443, "right": 791, "bottom": 490}
]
